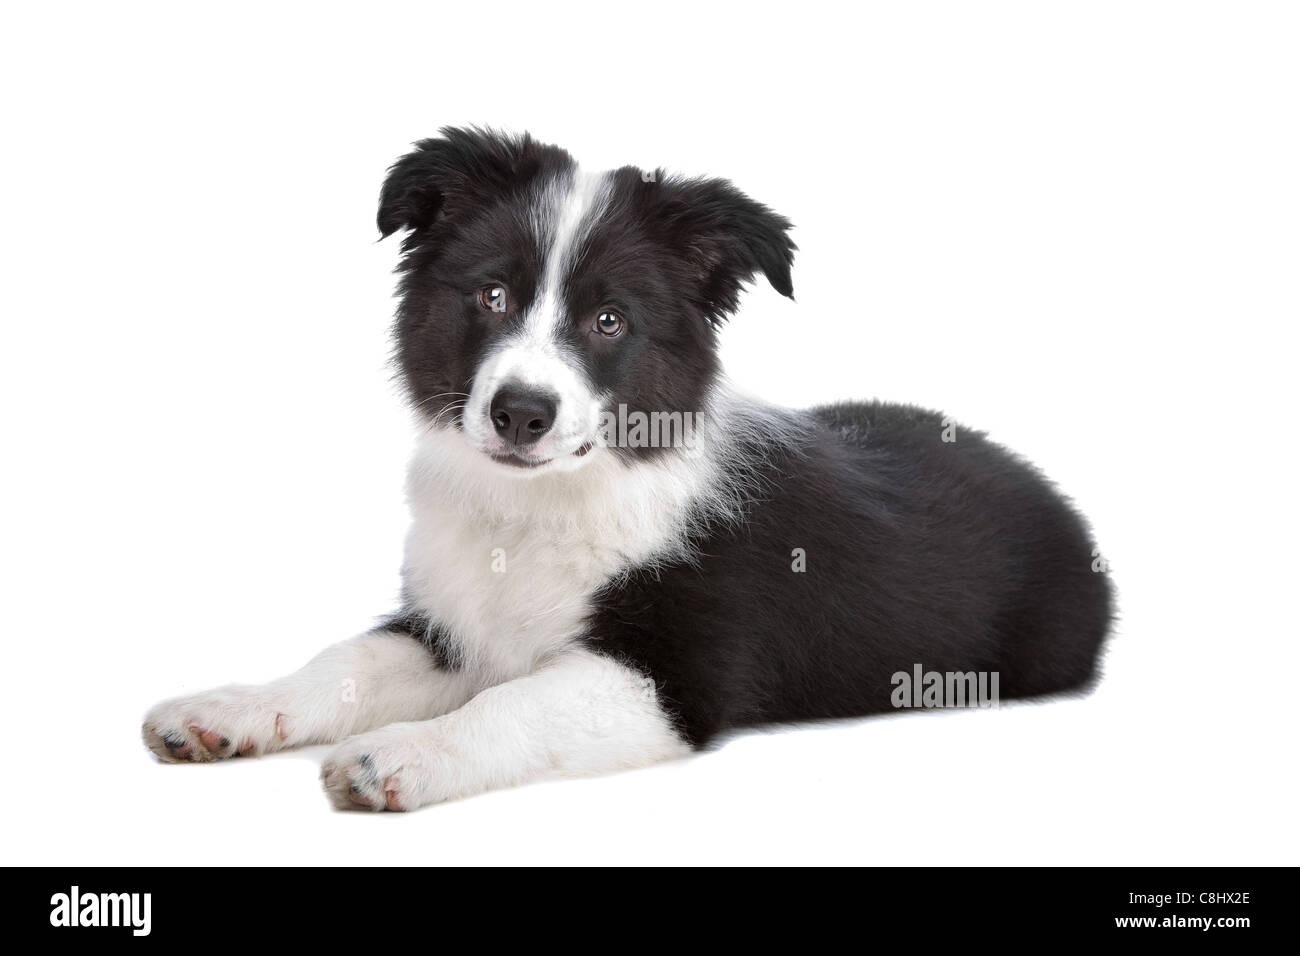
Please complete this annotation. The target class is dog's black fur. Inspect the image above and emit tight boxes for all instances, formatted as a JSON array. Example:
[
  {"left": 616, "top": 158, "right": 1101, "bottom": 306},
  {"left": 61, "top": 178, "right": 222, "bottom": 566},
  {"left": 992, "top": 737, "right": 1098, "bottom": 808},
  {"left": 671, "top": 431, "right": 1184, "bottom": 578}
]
[
  {"left": 588, "top": 401, "right": 1112, "bottom": 745},
  {"left": 382, "top": 127, "right": 1113, "bottom": 747}
]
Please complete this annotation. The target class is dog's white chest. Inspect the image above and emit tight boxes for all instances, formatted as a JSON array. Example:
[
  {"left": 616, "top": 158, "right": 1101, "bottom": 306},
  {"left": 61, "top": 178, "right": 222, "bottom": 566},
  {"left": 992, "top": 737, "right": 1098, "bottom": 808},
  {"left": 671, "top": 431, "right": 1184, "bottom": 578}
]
[
  {"left": 401, "top": 504, "right": 609, "bottom": 680},
  {"left": 398, "top": 432, "right": 717, "bottom": 683}
]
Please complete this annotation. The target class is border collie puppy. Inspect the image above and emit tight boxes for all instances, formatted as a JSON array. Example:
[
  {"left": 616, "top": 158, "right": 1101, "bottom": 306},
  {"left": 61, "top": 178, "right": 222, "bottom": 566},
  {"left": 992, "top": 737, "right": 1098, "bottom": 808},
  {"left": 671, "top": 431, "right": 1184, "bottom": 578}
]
[{"left": 143, "top": 128, "right": 1113, "bottom": 811}]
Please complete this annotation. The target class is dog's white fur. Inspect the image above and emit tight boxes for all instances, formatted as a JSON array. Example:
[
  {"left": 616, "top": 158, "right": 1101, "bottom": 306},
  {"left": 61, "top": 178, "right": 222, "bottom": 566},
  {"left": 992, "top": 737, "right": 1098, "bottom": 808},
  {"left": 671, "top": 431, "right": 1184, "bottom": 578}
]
[
  {"left": 142, "top": 631, "right": 474, "bottom": 759},
  {"left": 320, "top": 649, "right": 683, "bottom": 810}
]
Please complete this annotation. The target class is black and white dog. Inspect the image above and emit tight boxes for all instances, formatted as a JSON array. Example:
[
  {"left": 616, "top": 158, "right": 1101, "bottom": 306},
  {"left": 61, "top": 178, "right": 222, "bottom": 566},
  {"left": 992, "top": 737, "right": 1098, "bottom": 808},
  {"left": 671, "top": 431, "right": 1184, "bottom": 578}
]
[{"left": 143, "top": 128, "right": 1113, "bottom": 811}]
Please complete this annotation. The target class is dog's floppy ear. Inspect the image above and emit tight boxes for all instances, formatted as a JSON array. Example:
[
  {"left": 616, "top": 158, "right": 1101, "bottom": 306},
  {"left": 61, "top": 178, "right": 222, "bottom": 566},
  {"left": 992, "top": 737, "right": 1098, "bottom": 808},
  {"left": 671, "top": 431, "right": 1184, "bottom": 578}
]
[
  {"left": 653, "top": 175, "right": 797, "bottom": 323},
  {"left": 377, "top": 127, "right": 543, "bottom": 238}
]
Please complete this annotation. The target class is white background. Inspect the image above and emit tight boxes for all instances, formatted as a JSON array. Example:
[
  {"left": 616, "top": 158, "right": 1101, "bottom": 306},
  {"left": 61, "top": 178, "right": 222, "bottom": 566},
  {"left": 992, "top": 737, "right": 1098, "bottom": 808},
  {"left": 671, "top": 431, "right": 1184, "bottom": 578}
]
[{"left": 1, "top": 1, "right": 1296, "bottom": 865}]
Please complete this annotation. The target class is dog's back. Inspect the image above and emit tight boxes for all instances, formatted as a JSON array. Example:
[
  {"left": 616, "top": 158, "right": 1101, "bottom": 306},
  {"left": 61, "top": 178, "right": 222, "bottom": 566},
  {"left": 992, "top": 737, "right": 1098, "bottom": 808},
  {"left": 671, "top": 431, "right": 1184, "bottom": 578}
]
[{"left": 587, "top": 399, "right": 1113, "bottom": 745}]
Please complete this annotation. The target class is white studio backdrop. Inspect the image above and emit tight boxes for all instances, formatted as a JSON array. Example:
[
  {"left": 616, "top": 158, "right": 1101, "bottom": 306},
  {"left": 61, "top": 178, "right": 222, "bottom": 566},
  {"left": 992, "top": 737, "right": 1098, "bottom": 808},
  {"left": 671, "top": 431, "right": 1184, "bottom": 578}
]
[{"left": 0, "top": 1, "right": 1296, "bottom": 864}]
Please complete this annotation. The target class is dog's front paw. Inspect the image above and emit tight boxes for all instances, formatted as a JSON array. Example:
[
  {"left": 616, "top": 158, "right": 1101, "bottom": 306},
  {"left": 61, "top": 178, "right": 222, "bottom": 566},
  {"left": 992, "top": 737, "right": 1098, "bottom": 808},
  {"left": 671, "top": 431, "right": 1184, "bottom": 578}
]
[
  {"left": 142, "top": 686, "right": 290, "bottom": 763},
  {"left": 320, "top": 724, "right": 445, "bottom": 812}
]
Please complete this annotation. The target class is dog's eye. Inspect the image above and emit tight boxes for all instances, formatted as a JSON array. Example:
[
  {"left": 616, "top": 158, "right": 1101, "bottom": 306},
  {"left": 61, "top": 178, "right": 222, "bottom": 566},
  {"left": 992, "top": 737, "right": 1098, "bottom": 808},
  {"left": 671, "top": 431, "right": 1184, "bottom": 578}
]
[
  {"left": 594, "top": 311, "right": 625, "bottom": 337},
  {"left": 478, "top": 285, "right": 509, "bottom": 313}
]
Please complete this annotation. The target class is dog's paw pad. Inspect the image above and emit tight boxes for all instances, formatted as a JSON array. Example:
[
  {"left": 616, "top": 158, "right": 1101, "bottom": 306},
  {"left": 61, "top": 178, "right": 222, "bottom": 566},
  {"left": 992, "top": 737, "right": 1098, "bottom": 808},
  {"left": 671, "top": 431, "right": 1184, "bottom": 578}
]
[
  {"left": 160, "top": 732, "right": 192, "bottom": 760},
  {"left": 324, "top": 753, "right": 389, "bottom": 811},
  {"left": 142, "top": 689, "right": 284, "bottom": 763},
  {"left": 321, "top": 743, "right": 427, "bottom": 812},
  {"left": 143, "top": 722, "right": 233, "bottom": 763},
  {"left": 197, "top": 728, "right": 233, "bottom": 756}
]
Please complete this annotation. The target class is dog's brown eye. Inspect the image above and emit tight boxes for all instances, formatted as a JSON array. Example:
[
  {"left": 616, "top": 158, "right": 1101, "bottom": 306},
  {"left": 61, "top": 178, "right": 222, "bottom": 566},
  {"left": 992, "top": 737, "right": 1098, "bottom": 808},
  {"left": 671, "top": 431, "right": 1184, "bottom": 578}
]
[
  {"left": 594, "top": 311, "right": 625, "bottom": 337},
  {"left": 478, "top": 285, "right": 509, "bottom": 313}
]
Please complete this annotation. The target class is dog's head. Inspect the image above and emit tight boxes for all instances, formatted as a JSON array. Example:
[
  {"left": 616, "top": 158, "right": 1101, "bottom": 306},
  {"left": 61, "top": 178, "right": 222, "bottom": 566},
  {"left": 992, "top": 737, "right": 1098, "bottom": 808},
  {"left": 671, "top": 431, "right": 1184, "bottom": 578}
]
[{"left": 379, "top": 127, "right": 795, "bottom": 474}]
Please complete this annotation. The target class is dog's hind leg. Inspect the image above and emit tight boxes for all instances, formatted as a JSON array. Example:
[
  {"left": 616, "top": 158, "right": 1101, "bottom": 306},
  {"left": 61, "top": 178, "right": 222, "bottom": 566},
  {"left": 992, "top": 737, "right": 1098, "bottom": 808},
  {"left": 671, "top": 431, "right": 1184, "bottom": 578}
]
[{"left": 142, "top": 624, "right": 473, "bottom": 763}]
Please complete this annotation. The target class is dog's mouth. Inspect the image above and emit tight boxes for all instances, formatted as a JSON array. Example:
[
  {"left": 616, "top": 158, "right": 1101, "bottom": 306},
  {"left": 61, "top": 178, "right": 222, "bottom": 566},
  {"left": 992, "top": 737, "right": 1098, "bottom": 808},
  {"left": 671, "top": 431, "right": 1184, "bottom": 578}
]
[{"left": 490, "top": 441, "right": 594, "bottom": 470}]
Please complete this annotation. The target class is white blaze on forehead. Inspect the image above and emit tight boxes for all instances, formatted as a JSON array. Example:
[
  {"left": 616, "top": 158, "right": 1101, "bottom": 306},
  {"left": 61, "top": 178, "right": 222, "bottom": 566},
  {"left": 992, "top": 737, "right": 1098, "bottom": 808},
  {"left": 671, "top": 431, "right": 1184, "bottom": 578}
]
[
  {"left": 460, "top": 167, "right": 612, "bottom": 463},
  {"left": 524, "top": 167, "right": 612, "bottom": 341}
]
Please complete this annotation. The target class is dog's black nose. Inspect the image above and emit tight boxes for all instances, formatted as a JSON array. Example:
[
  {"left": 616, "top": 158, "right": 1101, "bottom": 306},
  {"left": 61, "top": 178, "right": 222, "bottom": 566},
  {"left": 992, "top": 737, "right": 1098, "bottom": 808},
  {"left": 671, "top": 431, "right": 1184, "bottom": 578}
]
[{"left": 490, "top": 385, "right": 557, "bottom": 447}]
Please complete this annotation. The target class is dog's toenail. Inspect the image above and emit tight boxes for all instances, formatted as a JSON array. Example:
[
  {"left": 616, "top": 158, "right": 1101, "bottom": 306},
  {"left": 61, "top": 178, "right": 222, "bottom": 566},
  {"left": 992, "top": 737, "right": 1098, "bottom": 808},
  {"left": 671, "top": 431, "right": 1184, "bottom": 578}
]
[{"left": 163, "top": 735, "right": 186, "bottom": 750}]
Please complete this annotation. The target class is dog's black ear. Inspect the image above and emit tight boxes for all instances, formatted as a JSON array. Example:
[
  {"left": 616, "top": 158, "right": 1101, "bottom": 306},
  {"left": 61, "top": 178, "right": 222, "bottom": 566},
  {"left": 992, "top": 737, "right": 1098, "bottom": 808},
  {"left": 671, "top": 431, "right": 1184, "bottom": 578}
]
[
  {"left": 654, "top": 175, "right": 796, "bottom": 322},
  {"left": 377, "top": 127, "right": 544, "bottom": 238}
]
